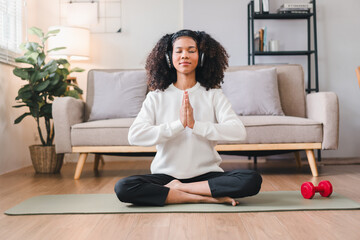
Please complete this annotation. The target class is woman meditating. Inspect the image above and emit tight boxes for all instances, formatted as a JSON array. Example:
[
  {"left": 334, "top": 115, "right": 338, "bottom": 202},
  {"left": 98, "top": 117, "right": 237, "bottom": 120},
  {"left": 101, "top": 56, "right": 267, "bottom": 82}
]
[{"left": 114, "top": 29, "right": 262, "bottom": 206}]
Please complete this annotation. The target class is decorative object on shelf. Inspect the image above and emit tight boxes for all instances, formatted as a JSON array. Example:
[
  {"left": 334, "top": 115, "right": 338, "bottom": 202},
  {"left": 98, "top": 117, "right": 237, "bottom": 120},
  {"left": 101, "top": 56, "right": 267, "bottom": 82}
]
[
  {"left": 269, "top": 39, "right": 279, "bottom": 51},
  {"left": 12, "top": 26, "right": 84, "bottom": 173}
]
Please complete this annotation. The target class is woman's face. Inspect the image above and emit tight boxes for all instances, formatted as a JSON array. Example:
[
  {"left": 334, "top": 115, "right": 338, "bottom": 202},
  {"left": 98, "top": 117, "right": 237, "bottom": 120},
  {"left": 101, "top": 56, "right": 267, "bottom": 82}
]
[{"left": 172, "top": 36, "right": 199, "bottom": 75}]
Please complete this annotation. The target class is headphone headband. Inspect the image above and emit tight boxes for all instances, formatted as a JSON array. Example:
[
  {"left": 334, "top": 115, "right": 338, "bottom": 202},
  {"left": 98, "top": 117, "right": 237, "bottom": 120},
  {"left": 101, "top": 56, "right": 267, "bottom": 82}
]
[{"left": 171, "top": 30, "right": 201, "bottom": 46}]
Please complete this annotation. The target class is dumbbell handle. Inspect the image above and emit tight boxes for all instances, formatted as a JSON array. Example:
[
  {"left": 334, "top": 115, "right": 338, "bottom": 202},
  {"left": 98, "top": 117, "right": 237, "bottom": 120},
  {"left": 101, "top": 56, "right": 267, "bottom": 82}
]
[{"left": 314, "top": 186, "right": 325, "bottom": 193}]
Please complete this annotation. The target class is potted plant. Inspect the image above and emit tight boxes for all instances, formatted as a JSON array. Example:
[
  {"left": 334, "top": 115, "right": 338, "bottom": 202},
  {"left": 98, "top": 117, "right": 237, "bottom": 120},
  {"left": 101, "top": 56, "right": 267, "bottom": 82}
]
[{"left": 12, "top": 26, "right": 83, "bottom": 173}]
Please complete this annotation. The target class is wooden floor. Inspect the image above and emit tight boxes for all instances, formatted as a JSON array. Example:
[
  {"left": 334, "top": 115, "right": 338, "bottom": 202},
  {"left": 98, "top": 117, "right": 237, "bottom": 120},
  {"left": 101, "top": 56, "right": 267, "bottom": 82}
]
[{"left": 1, "top": 156, "right": 360, "bottom": 240}]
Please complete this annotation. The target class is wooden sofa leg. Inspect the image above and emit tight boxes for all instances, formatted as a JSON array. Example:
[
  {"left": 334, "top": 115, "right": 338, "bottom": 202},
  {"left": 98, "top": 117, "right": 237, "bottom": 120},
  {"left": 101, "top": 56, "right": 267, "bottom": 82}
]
[
  {"left": 74, "top": 153, "right": 88, "bottom": 180},
  {"left": 100, "top": 155, "right": 105, "bottom": 165},
  {"left": 294, "top": 151, "right": 302, "bottom": 168},
  {"left": 94, "top": 154, "right": 105, "bottom": 171},
  {"left": 305, "top": 149, "right": 318, "bottom": 177}
]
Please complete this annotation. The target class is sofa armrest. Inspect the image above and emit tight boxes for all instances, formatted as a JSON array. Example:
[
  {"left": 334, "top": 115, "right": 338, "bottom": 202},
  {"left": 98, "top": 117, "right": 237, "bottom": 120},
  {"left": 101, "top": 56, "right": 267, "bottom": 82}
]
[
  {"left": 53, "top": 97, "right": 85, "bottom": 153},
  {"left": 306, "top": 92, "right": 339, "bottom": 150}
]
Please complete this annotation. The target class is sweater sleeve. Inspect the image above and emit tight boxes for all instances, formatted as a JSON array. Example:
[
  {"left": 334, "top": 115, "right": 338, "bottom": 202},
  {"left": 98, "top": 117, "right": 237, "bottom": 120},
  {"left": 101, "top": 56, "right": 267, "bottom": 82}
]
[
  {"left": 128, "top": 92, "right": 184, "bottom": 146},
  {"left": 192, "top": 89, "right": 246, "bottom": 142}
]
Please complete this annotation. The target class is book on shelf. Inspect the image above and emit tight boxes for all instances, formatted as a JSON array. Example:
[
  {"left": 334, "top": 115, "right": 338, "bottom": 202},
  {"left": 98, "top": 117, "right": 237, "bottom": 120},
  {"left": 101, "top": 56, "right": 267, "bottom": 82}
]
[
  {"left": 277, "top": 2, "right": 312, "bottom": 14},
  {"left": 262, "top": 0, "right": 269, "bottom": 14},
  {"left": 277, "top": 8, "right": 310, "bottom": 14},
  {"left": 254, "top": 27, "right": 267, "bottom": 52},
  {"left": 254, "top": 32, "right": 260, "bottom": 52},
  {"left": 280, "top": 3, "right": 313, "bottom": 9},
  {"left": 254, "top": 0, "right": 261, "bottom": 14}
]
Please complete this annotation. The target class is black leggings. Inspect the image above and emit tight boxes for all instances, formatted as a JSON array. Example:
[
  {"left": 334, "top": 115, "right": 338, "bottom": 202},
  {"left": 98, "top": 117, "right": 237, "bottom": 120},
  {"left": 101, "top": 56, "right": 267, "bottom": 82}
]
[{"left": 114, "top": 169, "right": 262, "bottom": 206}]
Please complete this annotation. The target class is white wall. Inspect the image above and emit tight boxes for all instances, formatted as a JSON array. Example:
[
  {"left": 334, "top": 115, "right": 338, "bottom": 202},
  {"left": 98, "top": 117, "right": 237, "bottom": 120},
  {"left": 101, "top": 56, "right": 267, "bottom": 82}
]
[
  {"left": 0, "top": 0, "right": 182, "bottom": 174},
  {"left": 183, "top": 0, "right": 360, "bottom": 158},
  {"left": 1, "top": 0, "right": 359, "bottom": 174},
  {"left": 0, "top": 64, "right": 39, "bottom": 174}
]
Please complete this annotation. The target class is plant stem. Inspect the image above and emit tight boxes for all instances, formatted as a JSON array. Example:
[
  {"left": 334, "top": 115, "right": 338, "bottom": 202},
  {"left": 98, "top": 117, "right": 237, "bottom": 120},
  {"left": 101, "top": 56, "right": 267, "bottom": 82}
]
[
  {"left": 50, "top": 123, "right": 54, "bottom": 145},
  {"left": 37, "top": 116, "right": 46, "bottom": 146},
  {"left": 45, "top": 117, "right": 53, "bottom": 146}
]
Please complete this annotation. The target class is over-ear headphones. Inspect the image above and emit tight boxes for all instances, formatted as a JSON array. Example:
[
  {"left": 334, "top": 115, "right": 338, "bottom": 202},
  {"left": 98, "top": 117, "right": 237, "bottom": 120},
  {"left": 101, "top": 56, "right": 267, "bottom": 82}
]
[{"left": 165, "top": 51, "right": 205, "bottom": 69}]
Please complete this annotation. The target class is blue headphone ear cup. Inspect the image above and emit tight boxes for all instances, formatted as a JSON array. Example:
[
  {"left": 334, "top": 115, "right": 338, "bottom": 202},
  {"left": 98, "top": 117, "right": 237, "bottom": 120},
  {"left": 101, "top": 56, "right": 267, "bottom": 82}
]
[{"left": 165, "top": 51, "right": 173, "bottom": 69}]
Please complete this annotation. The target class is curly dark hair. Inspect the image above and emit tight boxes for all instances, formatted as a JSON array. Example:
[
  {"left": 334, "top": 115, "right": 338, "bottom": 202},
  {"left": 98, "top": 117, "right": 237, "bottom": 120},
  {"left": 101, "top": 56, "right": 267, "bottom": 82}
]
[{"left": 145, "top": 29, "right": 229, "bottom": 91}]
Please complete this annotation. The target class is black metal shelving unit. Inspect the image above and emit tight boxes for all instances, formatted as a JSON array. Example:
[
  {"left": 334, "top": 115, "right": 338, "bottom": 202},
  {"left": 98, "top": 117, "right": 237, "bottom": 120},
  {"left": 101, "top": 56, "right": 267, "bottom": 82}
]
[
  {"left": 248, "top": 0, "right": 319, "bottom": 93},
  {"left": 246, "top": 0, "right": 321, "bottom": 163}
]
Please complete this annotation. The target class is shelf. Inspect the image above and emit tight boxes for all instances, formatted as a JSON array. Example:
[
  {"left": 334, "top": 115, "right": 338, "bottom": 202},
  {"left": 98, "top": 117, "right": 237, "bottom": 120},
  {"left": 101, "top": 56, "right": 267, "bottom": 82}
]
[
  {"left": 248, "top": 0, "right": 319, "bottom": 93},
  {"left": 253, "top": 13, "right": 313, "bottom": 19},
  {"left": 254, "top": 51, "right": 315, "bottom": 56}
]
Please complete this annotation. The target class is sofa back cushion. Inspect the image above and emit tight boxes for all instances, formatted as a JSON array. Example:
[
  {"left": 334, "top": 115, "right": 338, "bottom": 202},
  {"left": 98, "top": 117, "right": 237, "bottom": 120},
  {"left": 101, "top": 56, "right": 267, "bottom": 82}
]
[
  {"left": 227, "top": 64, "right": 306, "bottom": 118},
  {"left": 85, "top": 69, "right": 147, "bottom": 121},
  {"left": 222, "top": 68, "right": 284, "bottom": 116}
]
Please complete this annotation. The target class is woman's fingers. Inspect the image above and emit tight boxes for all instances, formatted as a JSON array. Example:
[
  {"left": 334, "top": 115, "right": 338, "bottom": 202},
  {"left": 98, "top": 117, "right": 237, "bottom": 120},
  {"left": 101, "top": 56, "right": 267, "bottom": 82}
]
[
  {"left": 180, "top": 92, "right": 187, "bottom": 127},
  {"left": 185, "top": 91, "right": 195, "bottom": 129}
]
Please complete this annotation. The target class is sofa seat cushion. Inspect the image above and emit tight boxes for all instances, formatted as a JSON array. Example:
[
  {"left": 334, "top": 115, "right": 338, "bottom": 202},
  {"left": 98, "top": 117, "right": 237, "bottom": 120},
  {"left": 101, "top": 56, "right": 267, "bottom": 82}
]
[
  {"left": 71, "top": 116, "right": 322, "bottom": 147},
  {"left": 219, "top": 116, "right": 323, "bottom": 144},
  {"left": 71, "top": 118, "right": 135, "bottom": 146}
]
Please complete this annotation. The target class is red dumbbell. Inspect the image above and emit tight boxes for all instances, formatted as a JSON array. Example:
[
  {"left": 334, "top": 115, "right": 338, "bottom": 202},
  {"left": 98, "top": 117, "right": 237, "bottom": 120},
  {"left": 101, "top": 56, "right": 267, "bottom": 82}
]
[{"left": 301, "top": 180, "right": 333, "bottom": 199}]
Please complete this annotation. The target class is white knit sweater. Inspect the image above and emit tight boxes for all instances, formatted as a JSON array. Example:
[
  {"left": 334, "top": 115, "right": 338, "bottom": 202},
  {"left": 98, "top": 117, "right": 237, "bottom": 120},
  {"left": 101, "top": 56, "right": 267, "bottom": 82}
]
[{"left": 128, "top": 82, "right": 246, "bottom": 179}]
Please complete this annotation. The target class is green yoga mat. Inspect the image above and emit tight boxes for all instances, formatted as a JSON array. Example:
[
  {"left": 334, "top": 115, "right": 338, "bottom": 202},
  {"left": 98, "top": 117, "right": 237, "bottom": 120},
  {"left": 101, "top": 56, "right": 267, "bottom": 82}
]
[{"left": 5, "top": 191, "right": 360, "bottom": 215}]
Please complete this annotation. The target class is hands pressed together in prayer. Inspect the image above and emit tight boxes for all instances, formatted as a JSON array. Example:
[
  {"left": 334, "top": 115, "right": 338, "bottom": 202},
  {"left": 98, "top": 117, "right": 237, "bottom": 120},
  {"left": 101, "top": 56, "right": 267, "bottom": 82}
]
[{"left": 180, "top": 91, "right": 195, "bottom": 129}]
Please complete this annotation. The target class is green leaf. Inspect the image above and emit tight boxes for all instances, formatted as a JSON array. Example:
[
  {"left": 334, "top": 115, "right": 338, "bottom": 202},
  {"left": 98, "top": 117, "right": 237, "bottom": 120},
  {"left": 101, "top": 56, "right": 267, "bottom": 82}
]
[
  {"left": 47, "top": 47, "right": 66, "bottom": 53},
  {"left": 14, "top": 112, "right": 32, "bottom": 124},
  {"left": 65, "top": 90, "right": 80, "bottom": 99},
  {"left": 45, "top": 61, "right": 58, "bottom": 74},
  {"left": 70, "top": 84, "right": 84, "bottom": 95},
  {"left": 41, "top": 103, "right": 52, "bottom": 115},
  {"left": 53, "top": 82, "right": 67, "bottom": 96},
  {"left": 49, "top": 74, "right": 60, "bottom": 86},
  {"left": 13, "top": 104, "right": 27, "bottom": 108},
  {"left": 55, "top": 59, "right": 69, "bottom": 65},
  {"left": 46, "top": 29, "right": 60, "bottom": 36},
  {"left": 17, "top": 89, "right": 33, "bottom": 100},
  {"left": 31, "top": 70, "right": 49, "bottom": 82},
  {"left": 37, "top": 53, "right": 45, "bottom": 66},
  {"left": 13, "top": 68, "right": 29, "bottom": 80},
  {"left": 70, "top": 67, "right": 84, "bottom": 73},
  {"left": 25, "top": 42, "right": 39, "bottom": 52},
  {"left": 19, "top": 42, "right": 26, "bottom": 51},
  {"left": 28, "top": 27, "right": 44, "bottom": 38},
  {"left": 28, "top": 52, "right": 39, "bottom": 63},
  {"left": 34, "top": 80, "right": 51, "bottom": 92},
  {"left": 15, "top": 56, "right": 33, "bottom": 65}
]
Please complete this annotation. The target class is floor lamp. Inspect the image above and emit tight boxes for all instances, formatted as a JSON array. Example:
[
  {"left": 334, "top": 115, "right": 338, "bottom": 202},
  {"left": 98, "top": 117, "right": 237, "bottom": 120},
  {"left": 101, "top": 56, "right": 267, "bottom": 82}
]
[{"left": 47, "top": 26, "right": 90, "bottom": 100}]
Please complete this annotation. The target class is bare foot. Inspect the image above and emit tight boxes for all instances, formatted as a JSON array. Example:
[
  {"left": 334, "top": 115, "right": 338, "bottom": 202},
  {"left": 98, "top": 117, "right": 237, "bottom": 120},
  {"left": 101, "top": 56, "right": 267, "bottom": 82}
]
[
  {"left": 165, "top": 179, "right": 182, "bottom": 190},
  {"left": 211, "top": 197, "right": 239, "bottom": 206}
]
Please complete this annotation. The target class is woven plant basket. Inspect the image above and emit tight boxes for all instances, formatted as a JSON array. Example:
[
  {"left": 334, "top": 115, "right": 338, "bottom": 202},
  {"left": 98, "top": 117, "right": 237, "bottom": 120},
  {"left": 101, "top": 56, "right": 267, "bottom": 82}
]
[{"left": 29, "top": 145, "right": 64, "bottom": 173}]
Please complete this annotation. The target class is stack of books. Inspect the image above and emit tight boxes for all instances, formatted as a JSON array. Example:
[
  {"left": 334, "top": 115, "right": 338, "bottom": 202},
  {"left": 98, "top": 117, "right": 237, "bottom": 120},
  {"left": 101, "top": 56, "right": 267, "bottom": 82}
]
[
  {"left": 277, "top": 3, "right": 312, "bottom": 14},
  {"left": 254, "top": 26, "right": 267, "bottom": 52}
]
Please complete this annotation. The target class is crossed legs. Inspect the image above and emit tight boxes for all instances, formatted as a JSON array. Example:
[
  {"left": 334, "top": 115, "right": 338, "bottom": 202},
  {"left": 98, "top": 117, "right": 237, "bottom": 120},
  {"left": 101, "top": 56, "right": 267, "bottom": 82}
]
[
  {"left": 165, "top": 179, "right": 239, "bottom": 206},
  {"left": 114, "top": 169, "right": 262, "bottom": 206}
]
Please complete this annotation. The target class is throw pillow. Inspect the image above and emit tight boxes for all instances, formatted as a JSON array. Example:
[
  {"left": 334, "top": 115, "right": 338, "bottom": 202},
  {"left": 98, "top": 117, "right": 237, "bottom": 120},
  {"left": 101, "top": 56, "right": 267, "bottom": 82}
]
[
  {"left": 88, "top": 70, "right": 147, "bottom": 121},
  {"left": 221, "top": 68, "right": 284, "bottom": 116}
]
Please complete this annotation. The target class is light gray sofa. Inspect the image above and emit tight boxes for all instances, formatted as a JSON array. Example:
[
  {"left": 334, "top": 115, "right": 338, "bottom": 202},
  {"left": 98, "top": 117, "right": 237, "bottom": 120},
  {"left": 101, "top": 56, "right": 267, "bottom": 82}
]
[{"left": 53, "top": 64, "right": 339, "bottom": 179}]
